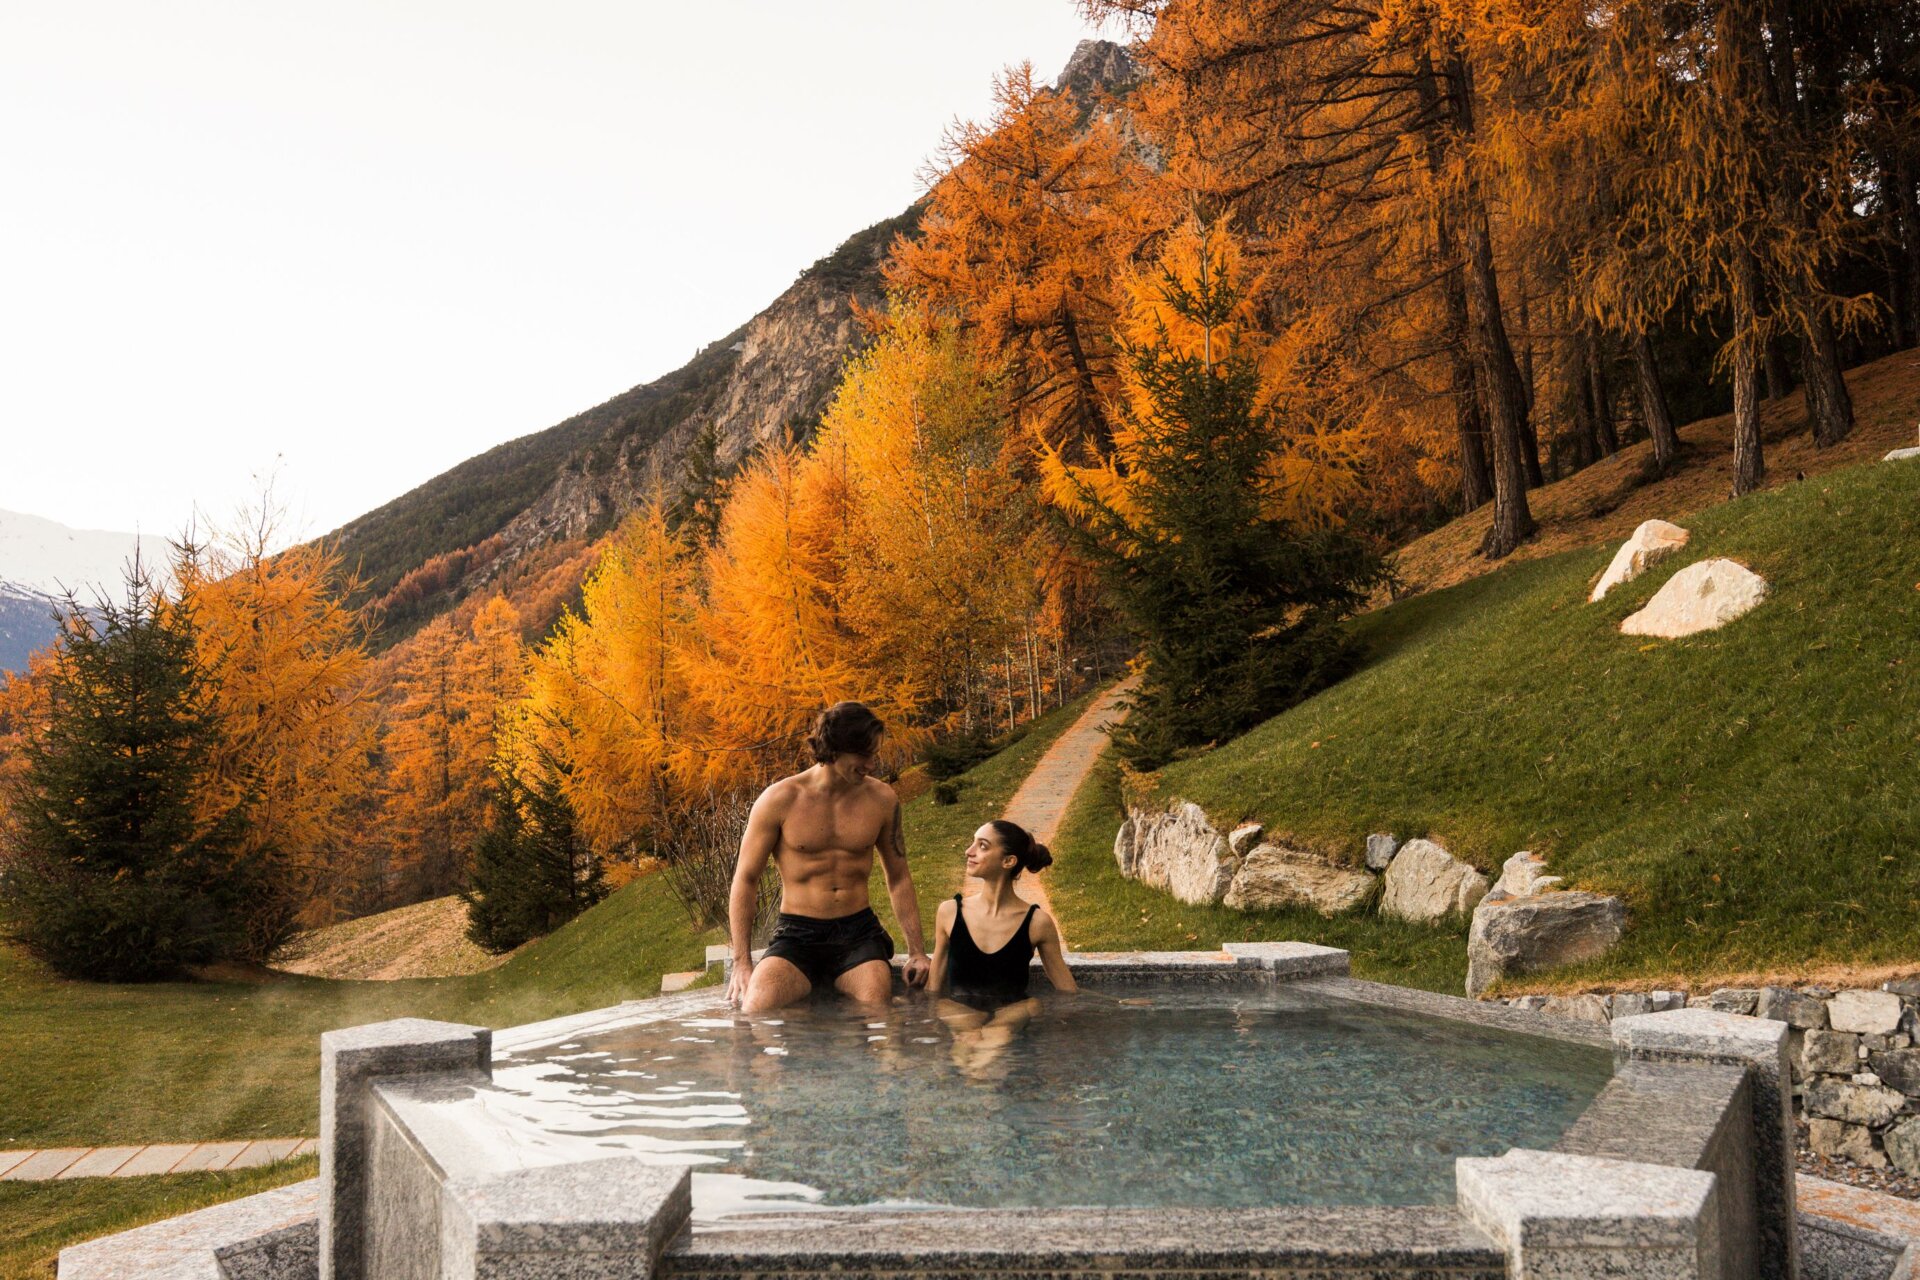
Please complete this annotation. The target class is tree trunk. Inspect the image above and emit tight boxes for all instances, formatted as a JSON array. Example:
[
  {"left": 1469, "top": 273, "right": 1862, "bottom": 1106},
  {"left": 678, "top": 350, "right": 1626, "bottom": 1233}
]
[
  {"left": 1585, "top": 327, "right": 1618, "bottom": 455},
  {"left": 1763, "top": 338, "right": 1793, "bottom": 401},
  {"left": 1631, "top": 330, "right": 1679, "bottom": 472},
  {"left": 1461, "top": 203, "right": 1535, "bottom": 556},
  {"left": 1732, "top": 256, "right": 1766, "bottom": 496},
  {"left": 1566, "top": 336, "right": 1599, "bottom": 471},
  {"left": 1896, "top": 146, "right": 1920, "bottom": 348},
  {"left": 1798, "top": 311, "right": 1855, "bottom": 446}
]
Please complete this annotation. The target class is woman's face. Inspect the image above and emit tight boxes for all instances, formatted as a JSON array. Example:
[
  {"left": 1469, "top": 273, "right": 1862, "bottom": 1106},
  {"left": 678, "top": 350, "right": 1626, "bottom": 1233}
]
[{"left": 964, "top": 824, "right": 1014, "bottom": 879}]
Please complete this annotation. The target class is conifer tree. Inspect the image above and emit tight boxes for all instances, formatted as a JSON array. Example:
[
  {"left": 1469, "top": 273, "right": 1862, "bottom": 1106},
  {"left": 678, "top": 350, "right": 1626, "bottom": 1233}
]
[
  {"left": 1043, "top": 221, "right": 1382, "bottom": 767},
  {"left": 0, "top": 564, "right": 259, "bottom": 980},
  {"left": 463, "top": 740, "right": 605, "bottom": 954}
]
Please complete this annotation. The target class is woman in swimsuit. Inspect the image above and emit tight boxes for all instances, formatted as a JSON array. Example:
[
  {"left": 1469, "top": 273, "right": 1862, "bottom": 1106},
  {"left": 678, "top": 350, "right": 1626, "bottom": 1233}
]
[{"left": 928, "top": 820, "right": 1076, "bottom": 1076}]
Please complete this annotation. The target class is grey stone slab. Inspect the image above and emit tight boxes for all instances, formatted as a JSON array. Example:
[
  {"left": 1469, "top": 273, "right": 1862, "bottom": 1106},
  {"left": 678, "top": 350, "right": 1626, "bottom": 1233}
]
[
  {"left": 320, "top": 1017, "right": 490, "bottom": 1280},
  {"left": 1456, "top": 1149, "right": 1718, "bottom": 1278},
  {"left": 0, "top": 1149, "right": 32, "bottom": 1178},
  {"left": 1796, "top": 1174, "right": 1920, "bottom": 1280},
  {"left": 217, "top": 1219, "right": 317, "bottom": 1280},
  {"left": 57, "top": 1177, "right": 318, "bottom": 1280},
  {"left": 3, "top": 1147, "right": 86, "bottom": 1180},
  {"left": 115, "top": 1143, "right": 203, "bottom": 1177},
  {"left": 225, "top": 1139, "right": 307, "bottom": 1171},
  {"left": 1612, "top": 1007, "right": 1798, "bottom": 1279},
  {"left": 1293, "top": 976, "right": 1614, "bottom": 1048},
  {"left": 173, "top": 1142, "right": 252, "bottom": 1173},
  {"left": 57, "top": 1147, "right": 145, "bottom": 1179},
  {"left": 1223, "top": 940, "right": 1351, "bottom": 978},
  {"left": 364, "top": 1098, "right": 445, "bottom": 1280},
  {"left": 442, "top": 1157, "right": 690, "bottom": 1280},
  {"left": 665, "top": 1205, "right": 1504, "bottom": 1275}
]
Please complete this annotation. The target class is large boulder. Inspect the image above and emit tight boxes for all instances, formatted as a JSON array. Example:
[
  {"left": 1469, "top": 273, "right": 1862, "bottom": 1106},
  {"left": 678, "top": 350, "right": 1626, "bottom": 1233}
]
[
  {"left": 1886, "top": 446, "right": 1920, "bottom": 462},
  {"left": 1620, "top": 558, "right": 1767, "bottom": 638},
  {"left": 1114, "top": 801, "right": 1238, "bottom": 904},
  {"left": 1380, "top": 838, "right": 1489, "bottom": 923},
  {"left": 1465, "top": 890, "right": 1627, "bottom": 997},
  {"left": 1589, "top": 519, "right": 1690, "bottom": 602},
  {"left": 1224, "top": 844, "right": 1375, "bottom": 916}
]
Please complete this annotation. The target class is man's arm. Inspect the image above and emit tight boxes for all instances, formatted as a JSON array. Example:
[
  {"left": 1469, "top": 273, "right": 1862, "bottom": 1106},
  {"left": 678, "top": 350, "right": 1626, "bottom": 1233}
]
[
  {"left": 725, "top": 787, "right": 784, "bottom": 1006},
  {"left": 874, "top": 792, "right": 930, "bottom": 987}
]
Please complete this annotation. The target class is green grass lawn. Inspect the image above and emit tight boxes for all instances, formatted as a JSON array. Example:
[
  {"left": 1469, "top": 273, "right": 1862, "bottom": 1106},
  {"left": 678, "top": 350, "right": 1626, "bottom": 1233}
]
[{"left": 1143, "top": 458, "right": 1920, "bottom": 988}]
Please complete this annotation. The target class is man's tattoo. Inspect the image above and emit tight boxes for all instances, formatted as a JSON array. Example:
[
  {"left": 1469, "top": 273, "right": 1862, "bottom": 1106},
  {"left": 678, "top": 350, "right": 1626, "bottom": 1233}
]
[{"left": 888, "top": 802, "right": 906, "bottom": 860}]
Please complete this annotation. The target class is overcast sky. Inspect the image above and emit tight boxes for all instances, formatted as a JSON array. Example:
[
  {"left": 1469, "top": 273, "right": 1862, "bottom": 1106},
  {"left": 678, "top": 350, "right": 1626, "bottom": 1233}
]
[{"left": 1, "top": 2, "right": 1102, "bottom": 543}]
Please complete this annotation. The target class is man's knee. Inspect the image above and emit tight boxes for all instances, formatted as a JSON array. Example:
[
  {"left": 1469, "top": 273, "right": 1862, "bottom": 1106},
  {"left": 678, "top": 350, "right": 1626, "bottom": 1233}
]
[
  {"left": 835, "top": 959, "right": 894, "bottom": 1004},
  {"left": 743, "top": 957, "right": 810, "bottom": 1012}
]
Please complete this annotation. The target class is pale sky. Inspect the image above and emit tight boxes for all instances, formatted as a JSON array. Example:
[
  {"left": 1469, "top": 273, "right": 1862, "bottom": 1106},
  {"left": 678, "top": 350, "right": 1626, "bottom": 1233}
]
[{"left": 1, "top": 2, "right": 1103, "bottom": 543}]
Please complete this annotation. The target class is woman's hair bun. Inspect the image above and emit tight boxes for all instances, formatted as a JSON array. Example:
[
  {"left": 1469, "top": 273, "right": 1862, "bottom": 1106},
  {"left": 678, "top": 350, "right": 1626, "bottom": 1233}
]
[{"left": 1024, "top": 841, "right": 1053, "bottom": 872}]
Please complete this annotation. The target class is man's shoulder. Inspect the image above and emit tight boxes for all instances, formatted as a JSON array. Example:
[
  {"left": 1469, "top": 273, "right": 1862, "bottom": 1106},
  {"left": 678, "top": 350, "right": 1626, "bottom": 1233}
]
[
  {"left": 754, "top": 772, "right": 809, "bottom": 809},
  {"left": 863, "top": 776, "right": 901, "bottom": 808}
]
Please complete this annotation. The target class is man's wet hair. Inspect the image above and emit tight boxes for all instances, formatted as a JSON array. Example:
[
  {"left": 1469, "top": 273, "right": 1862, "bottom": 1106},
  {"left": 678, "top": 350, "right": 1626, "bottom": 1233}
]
[{"left": 807, "top": 701, "right": 885, "bottom": 764}]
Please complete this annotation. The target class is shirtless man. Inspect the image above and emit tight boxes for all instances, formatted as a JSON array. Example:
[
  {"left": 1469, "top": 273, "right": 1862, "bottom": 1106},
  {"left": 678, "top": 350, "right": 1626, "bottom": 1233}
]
[{"left": 726, "top": 701, "right": 930, "bottom": 1012}]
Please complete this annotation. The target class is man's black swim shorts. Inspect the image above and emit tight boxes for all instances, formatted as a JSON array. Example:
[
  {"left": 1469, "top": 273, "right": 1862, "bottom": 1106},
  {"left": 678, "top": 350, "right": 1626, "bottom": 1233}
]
[{"left": 761, "top": 907, "right": 896, "bottom": 989}]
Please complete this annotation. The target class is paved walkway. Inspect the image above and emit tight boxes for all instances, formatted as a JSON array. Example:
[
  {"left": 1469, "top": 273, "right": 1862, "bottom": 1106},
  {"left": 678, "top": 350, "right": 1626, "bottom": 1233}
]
[
  {"left": 995, "top": 677, "right": 1136, "bottom": 935},
  {"left": 0, "top": 1138, "right": 314, "bottom": 1181}
]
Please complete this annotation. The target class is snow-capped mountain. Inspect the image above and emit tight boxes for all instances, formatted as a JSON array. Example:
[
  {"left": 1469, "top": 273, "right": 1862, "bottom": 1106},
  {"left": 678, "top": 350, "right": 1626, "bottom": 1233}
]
[{"left": 0, "top": 509, "right": 167, "bottom": 673}]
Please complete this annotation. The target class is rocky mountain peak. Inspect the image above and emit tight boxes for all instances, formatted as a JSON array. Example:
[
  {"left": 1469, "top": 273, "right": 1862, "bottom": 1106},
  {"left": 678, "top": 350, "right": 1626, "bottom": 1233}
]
[{"left": 1054, "top": 39, "right": 1141, "bottom": 101}]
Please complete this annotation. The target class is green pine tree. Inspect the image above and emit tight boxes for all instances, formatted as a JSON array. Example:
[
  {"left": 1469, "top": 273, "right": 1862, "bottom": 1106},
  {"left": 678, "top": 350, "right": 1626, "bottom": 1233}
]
[
  {"left": 462, "top": 742, "right": 606, "bottom": 953},
  {"left": 667, "top": 421, "right": 735, "bottom": 546},
  {"left": 1060, "top": 247, "right": 1384, "bottom": 769},
  {"left": 0, "top": 562, "right": 261, "bottom": 980}
]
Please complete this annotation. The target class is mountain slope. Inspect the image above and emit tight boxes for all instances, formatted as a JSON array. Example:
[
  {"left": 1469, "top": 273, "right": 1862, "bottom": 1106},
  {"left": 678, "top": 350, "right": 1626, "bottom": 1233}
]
[{"left": 0, "top": 510, "right": 166, "bottom": 673}]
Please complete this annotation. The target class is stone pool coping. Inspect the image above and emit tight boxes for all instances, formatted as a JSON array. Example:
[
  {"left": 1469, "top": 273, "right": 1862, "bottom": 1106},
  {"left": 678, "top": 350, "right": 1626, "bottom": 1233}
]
[{"left": 60, "top": 943, "right": 1817, "bottom": 1279}]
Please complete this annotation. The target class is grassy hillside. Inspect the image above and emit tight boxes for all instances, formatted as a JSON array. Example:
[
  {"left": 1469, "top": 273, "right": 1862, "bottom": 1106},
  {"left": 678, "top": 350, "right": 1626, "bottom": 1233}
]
[{"left": 1100, "top": 456, "right": 1919, "bottom": 989}]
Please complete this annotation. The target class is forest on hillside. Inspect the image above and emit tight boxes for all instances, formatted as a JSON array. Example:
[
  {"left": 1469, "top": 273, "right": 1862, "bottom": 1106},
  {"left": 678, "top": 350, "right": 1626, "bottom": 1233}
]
[{"left": 2, "top": 0, "right": 1916, "bottom": 977}]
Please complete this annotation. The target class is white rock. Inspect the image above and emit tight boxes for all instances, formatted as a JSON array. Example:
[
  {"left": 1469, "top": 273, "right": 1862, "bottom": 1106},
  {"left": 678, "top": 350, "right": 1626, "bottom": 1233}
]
[
  {"left": 1379, "top": 838, "right": 1489, "bottom": 923},
  {"left": 1886, "top": 446, "right": 1920, "bottom": 462},
  {"left": 1115, "top": 801, "right": 1238, "bottom": 904},
  {"left": 1830, "top": 990, "right": 1905, "bottom": 1035},
  {"left": 1619, "top": 558, "right": 1768, "bottom": 638},
  {"left": 1227, "top": 822, "right": 1264, "bottom": 857},
  {"left": 1364, "top": 833, "right": 1401, "bottom": 872},
  {"left": 1492, "top": 851, "right": 1564, "bottom": 899},
  {"left": 1223, "top": 844, "right": 1375, "bottom": 916},
  {"left": 1590, "top": 519, "right": 1691, "bottom": 602}
]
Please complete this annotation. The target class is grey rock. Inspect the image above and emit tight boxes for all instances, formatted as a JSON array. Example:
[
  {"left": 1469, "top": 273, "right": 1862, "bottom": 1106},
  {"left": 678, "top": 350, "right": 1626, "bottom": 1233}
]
[
  {"left": 1541, "top": 993, "right": 1612, "bottom": 1024},
  {"left": 1456, "top": 1149, "right": 1718, "bottom": 1278},
  {"left": 1866, "top": 1047, "right": 1920, "bottom": 1096},
  {"left": 1830, "top": 989, "right": 1905, "bottom": 1035},
  {"left": 1803, "top": 1029, "right": 1863, "bottom": 1076},
  {"left": 1881, "top": 976, "right": 1920, "bottom": 1000},
  {"left": 1364, "top": 833, "right": 1400, "bottom": 872},
  {"left": 1609, "top": 992, "right": 1652, "bottom": 1019},
  {"left": 1804, "top": 1077, "right": 1907, "bottom": 1128},
  {"left": 1508, "top": 994, "right": 1550, "bottom": 1012},
  {"left": 1706, "top": 987, "right": 1762, "bottom": 1016},
  {"left": 1756, "top": 985, "right": 1828, "bottom": 1029},
  {"left": 1885, "top": 1118, "right": 1920, "bottom": 1176},
  {"left": 1115, "top": 801, "right": 1238, "bottom": 904},
  {"left": 1649, "top": 989, "right": 1688, "bottom": 1012},
  {"left": 1490, "top": 850, "right": 1563, "bottom": 899},
  {"left": 1222, "top": 843, "right": 1374, "bottom": 916},
  {"left": 1379, "top": 838, "right": 1489, "bottom": 923},
  {"left": 1227, "top": 821, "right": 1264, "bottom": 857},
  {"left": 1808, "top": 1118, "right": 1886, "bottom": 1167},
  {"left": 1464, "top": 890, "right": 1626, "bottom": 997},
  {"left": 1863, "top": 1033, "right": 1894, "bottom": 1053}
]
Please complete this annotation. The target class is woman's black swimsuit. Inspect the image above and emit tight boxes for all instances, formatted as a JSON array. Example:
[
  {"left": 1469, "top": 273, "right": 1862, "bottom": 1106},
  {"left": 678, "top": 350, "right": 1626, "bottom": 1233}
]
[{"left": 947, "top": 893, "right": 1038, "bottom": 1009}]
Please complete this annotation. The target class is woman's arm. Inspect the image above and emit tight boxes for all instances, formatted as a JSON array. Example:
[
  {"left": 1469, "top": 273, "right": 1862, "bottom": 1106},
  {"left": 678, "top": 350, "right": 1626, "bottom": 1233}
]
[
  {"left": 928, "top": 898, "right": 956, "bottom": 996},
  {"left": 1032, "top": 910, "right": 1076, "bottom": 993}
]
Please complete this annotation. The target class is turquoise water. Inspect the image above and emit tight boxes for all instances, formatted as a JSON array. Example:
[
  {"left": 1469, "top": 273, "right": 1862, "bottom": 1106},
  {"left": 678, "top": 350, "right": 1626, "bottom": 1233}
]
[{"left": 488, "top": 986, "right": 1611, "bottom": 1220}]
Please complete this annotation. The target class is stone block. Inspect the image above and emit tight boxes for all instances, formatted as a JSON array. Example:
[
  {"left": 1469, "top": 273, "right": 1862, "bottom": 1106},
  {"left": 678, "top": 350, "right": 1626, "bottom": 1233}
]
[
  {"left": 441, "top": 1158, "right": 690, "bottom": 1280},
  {"left": 1223, "top": 941, "right": 1350, "bottom": 979},
  {"left": 1, "top": 1148, "right": 85, "bottom": 1180},
  {"left": 1807, "top": 1118, "right": 1885, "bottom": 1167},
  {"left": 1456, "top": 1148, "right": 1718, "bottom": 1279},
  {"left": 1804, "top": 1077, "right": 1907, "bottom": 1128},
  {"left": 1541, "top": 993, "right": 1612, "bottom": 1025},
  {"left": 55, "top": 1147, "right": 144, "bottom": 1179},
  {"left": 1364, "top": 832, "right": 1400, "bottom": 871},
  {"left": 1803, "top": 1030, "right": 1862, "bottom": 1076},
  {"left": 1611, "top": 1008, "right": 1797, "bottom": 1279},
  {"left": 1704, "top": 988, "right": 1760, "bottom": 1016},
  {"left": 1650, "top": 990, "right": 1688, "bottom": 1012},
  {"left": 1882, "top": 976, "right": 1920, "bottom": 1001},
  {"left": 1755, "top": 986, "right": 1827, "bottom": 1029},
  {"left": 1227, "top": 821, "right": 1263, "bottom": 856},
  {"left": 1508, "top": 995, "right": 1550, "bottom": 1012},
  {"left": 1611, "top": 993, "right": 1653, "bottom": 1020},
  {"left": 1868, "top": 1046, "right": 1920, "bottom": 1096},
  {"left": 1885, "top": 1118, "right": 1920, "bottom": 1176},
  {"left": 1830, "top": 990, "right": 1905, "bottom": 1035},
  {"left": 320, "top": 1017, "right": 491, "bottom": 1280}
]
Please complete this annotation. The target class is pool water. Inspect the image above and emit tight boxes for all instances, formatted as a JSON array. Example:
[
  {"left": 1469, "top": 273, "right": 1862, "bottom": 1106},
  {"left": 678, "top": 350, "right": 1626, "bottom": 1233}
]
[{"left": 486, "top": 986, "right": 1611, "bottom": 1221}]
